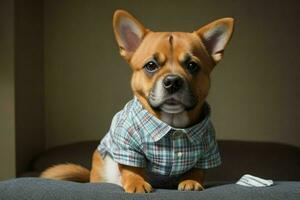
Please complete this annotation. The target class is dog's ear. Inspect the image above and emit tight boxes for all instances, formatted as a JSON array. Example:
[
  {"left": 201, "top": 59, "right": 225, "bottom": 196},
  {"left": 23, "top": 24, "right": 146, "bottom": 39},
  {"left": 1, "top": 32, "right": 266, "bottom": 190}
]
[
  {"left": 195, "top": 18, "right": 234, "bottom": 63},
  {"left": 113, "top": 10, "right": 148, "bottom": 60}
]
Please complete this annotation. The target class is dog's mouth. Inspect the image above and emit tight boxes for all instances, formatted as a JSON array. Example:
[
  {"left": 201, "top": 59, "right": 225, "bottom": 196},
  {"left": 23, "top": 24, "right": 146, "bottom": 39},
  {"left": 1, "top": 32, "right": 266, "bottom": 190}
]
[
  {"left": 147, "top": 78, "right": 198, "bottom": 115},
  {"left": 160, "top": 99, "right": 185, "bottom": 114},
  {"left": 164, "top": 98, "right": 180, "bottom": 105},
  {"left": 151, "top": 97, "right": 198, "bottom": 114}
]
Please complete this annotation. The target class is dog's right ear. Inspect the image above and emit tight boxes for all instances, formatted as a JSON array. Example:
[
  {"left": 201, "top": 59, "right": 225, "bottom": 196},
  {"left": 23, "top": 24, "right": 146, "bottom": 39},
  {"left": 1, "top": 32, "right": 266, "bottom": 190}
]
[
  {"left": 113, "top": 10, "right": 148, "bottom": 61},
  {"left": 195, "top": 18, "right": 234, "bottom": 63}
]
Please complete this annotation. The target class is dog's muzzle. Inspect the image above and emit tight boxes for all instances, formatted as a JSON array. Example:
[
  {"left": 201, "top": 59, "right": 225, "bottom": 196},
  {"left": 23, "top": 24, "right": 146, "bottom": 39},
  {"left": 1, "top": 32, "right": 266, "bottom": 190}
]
[
  {"left": 148, "top": 75, "right": 198, "bottom": 114},
  {"left": 162, "top": 75, "right": 183, "bottom": 94}
]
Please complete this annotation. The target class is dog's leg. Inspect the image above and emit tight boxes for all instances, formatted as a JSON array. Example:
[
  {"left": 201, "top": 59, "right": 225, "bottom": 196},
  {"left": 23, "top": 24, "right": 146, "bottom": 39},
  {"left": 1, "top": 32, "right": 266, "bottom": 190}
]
[
  {"left": 90, "top": 150, "right": 104, "bottom": 182},
  {"left": 178, "top": 168, "right": 204, "bottom": 191},
  {"left": 90, "top": 151, "right": 123, "bottom": 186},
  {"left": 118, "top": 164, "right": 153, "bottom": 193}
]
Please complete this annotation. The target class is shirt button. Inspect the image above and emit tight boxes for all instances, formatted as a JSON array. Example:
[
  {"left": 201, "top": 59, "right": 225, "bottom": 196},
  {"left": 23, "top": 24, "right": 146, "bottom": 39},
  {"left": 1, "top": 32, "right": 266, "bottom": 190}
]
[
  {"left": 177, "top": 152, "right": 183, "bottom": 157},
  {"left": 173, "top": 130, "right": 182, "bottom": 138}
]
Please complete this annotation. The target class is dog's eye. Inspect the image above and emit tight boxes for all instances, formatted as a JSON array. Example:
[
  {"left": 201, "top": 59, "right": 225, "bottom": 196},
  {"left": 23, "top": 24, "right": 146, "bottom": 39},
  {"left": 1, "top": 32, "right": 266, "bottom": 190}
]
[
  {"left": 144, "top": 61, "right": 159, "bottom": 73},
  {"left": 186, "top": 61, "right": 200, "bottom": 74}
]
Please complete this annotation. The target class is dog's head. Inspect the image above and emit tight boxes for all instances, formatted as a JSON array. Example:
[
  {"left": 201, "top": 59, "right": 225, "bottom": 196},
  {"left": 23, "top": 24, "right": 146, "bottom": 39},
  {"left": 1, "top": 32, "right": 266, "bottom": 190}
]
[{"left": 113, "top": 10, "right": 234, "bottom": 128}]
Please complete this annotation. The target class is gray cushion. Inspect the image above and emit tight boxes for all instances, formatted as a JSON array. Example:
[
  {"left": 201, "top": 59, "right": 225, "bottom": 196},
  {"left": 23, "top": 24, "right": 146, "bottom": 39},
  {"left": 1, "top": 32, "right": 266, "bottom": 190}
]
[{"left": 0, "top": 178, "right": 300, "bottom": 200}]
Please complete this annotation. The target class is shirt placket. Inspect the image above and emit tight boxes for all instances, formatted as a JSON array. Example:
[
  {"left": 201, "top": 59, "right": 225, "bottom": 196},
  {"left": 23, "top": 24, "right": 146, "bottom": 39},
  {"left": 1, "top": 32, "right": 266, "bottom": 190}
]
[{"left": 169, "top": 130, "right": 184, "bottom": 176}]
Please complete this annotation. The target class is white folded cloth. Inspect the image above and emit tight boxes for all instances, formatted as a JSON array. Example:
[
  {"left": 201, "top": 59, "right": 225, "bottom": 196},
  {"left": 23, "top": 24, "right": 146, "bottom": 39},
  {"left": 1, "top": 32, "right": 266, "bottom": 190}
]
[{"left": 236, "top": 174, "right": 274, "bottom": 187}]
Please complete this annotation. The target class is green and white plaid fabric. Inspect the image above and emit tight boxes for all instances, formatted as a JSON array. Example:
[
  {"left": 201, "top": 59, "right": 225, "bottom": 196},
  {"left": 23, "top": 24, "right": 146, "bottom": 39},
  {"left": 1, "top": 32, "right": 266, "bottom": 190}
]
[{"left": 98, "top": 97, "right": 221, "bottom": 176}]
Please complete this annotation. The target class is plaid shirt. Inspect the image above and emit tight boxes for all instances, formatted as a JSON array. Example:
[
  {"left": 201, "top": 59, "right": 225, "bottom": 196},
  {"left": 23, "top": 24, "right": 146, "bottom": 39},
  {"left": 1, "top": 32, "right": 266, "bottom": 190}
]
[{"left": 98, "top": 97, "right": 221, "bottom": 176}]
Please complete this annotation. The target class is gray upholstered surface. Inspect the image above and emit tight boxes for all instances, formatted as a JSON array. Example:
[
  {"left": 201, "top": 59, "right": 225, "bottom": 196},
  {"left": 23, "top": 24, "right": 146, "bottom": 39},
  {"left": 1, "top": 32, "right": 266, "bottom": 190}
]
[{"left": 0, "top": 178, "right": 300, "bottom": 200}]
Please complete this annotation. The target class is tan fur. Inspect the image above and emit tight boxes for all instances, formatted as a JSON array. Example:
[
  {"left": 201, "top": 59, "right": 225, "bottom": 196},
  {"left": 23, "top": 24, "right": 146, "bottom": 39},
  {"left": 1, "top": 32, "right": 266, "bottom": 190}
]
[
  {"left": 40, "top": 163, "right": 90, "bottom": 182},
  {"left": 118, "top": 164, "right": 152, "bottom": 193},
  {"left": 90, "top": 150, "right": 104, "bottom": 182},
  {"left": 130, "top": 31, "right": 211, "bottom": 122},
  {"left": 178, "top": 168, "right": 205, "bottom": 191},
  {"left": 40, "top": 9, "right": 234, "bottom": 193}
]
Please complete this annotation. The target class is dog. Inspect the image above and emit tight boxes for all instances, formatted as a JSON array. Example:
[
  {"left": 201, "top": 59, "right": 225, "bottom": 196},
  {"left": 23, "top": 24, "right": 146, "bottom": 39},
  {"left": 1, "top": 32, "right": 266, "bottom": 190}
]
[{"left": 41, "top": 9, "right": 234, "bottom": 193}]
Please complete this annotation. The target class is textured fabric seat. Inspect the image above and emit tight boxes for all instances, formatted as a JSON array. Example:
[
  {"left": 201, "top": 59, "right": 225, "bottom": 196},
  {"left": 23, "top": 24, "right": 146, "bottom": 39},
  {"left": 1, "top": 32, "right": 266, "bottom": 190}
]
[{"left": 1, "top": 178, "right": 300, "bottom": 200}]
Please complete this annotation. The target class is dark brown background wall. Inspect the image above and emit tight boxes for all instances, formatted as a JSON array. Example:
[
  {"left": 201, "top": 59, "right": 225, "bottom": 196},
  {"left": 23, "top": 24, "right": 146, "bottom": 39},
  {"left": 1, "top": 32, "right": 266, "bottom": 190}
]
[
  {"left": 0, "top": 0, "right": 16, "bottom": 180},
  {"left": 0, "top": 0, "right": 44, "bottom": 180},
  {"left": 14, "top": 0, "right": 45, "bottom": 176}
]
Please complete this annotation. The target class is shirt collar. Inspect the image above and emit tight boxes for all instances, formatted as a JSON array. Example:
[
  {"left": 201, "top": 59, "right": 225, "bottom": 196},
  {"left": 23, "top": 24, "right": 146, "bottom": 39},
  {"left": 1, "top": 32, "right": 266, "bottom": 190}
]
[{"left": 131, "top": 97, "right": 212, "bottom": 144}]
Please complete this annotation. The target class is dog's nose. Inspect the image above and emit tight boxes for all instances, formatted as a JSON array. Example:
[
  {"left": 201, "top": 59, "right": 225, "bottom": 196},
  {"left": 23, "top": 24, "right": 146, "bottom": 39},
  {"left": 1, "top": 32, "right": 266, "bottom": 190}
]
[{"left": 163, "top": 75, "right": 183, "bottom": 93}]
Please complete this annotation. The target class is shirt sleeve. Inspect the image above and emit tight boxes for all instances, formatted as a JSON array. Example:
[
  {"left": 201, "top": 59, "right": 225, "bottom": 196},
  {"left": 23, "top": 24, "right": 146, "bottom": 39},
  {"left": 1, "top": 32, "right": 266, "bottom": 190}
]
[
  {"left": 110, "top": 126, "right": 146, "bottom": 168},
  {"left": 194, "top": 126, "right": 221, "bottom": 169}
]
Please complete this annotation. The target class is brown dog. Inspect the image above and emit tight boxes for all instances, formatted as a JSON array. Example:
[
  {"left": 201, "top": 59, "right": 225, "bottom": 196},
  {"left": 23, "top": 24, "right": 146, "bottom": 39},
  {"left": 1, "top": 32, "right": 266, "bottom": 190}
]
[{"left": 41, "top": 10, "right": 234, "bottom": 193}]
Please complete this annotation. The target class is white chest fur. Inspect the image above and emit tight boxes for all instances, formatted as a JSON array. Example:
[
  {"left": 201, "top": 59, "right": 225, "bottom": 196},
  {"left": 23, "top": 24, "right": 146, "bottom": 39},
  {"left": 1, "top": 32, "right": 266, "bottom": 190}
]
[{"left": 102, "top": 155, "right": 122, "bottom": 186}]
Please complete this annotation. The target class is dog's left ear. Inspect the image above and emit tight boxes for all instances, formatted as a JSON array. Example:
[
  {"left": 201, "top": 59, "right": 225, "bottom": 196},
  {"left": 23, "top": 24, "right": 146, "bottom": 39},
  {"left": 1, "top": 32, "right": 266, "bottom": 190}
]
[
  {"left": 113, "top": 10, "right": 148, "bottom": 60},
  {"left": 195, "top": 18, "right": 234, "bottom": 63}
]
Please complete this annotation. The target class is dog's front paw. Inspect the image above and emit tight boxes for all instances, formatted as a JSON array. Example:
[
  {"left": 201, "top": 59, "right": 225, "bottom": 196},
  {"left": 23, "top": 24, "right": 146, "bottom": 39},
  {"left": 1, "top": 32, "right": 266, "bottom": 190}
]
[
  {"left": 123, "top": 179, "right": 153, "bottom": 193},
  {"left": 178, "top": 180, "right": 204, "bottom": 191}
]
